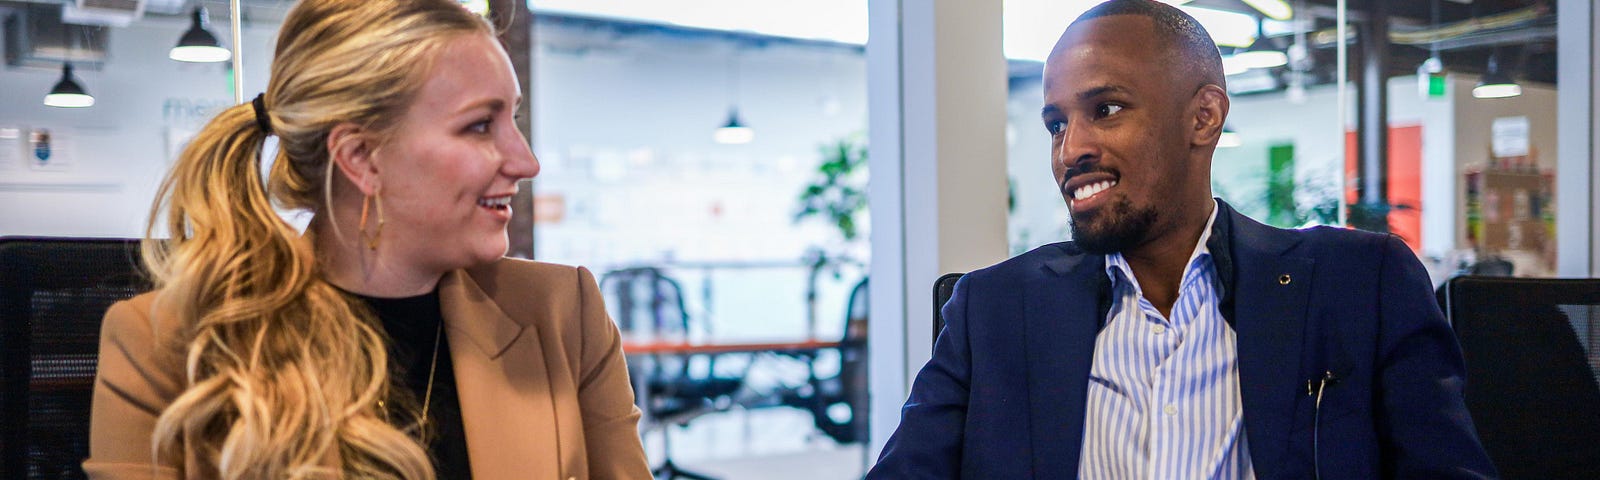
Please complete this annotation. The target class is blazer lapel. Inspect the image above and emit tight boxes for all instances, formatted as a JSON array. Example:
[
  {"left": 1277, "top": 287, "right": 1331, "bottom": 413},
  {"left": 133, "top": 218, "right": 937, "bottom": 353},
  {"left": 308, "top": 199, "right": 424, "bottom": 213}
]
[
  {"left": 1227, "top": 212, "right": 1314, "bottom": 474},
  {"left": 439, "top": 269, "right": 561, "bottom": 479},
  {"left": 1025, "top": 245, "right": 1107, "bottom": 477}
]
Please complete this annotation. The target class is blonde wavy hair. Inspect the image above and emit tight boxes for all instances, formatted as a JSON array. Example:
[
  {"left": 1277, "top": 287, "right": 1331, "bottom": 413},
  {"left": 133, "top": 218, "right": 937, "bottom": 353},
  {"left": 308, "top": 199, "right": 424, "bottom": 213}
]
[{"left": 141, "top": 0, "right": 491, "bottom": 477}]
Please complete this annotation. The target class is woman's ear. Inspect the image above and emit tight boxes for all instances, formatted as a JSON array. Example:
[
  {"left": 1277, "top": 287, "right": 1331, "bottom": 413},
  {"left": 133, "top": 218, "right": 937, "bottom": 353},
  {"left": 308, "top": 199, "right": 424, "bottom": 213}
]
[
  {"left": 328, "top": 123, "right": 380, "bottom": 195},
  {"left": 1191, "top": 84, "right": 1231, "bottom": 147}
]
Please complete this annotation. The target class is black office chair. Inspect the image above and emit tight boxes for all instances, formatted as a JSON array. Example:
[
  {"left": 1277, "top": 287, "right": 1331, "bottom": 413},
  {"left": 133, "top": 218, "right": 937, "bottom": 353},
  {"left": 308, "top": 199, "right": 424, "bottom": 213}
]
[
  {"left": 600, "top": 267, "right": 740, "bottom": 480},
  {"left": 781, "top": 277, "right": 868, "bottom": 445},
  {"left": 933, "top": 273, "right": 963, "bottom": 352},
  {"left": 1441, "top": 275, "right": 1600, "bottom": 480},
  {"left": 0, "top": 237, "right": 148, "bottom": 480}
]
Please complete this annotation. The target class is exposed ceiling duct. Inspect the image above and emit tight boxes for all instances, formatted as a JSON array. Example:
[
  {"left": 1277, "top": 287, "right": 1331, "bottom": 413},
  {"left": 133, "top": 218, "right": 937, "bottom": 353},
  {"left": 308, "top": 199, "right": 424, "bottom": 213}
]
[
  {"left": 1308, "top": 5, "right": 1554, "bottom": 51},
  {"left": 4, "top": 2, "right": 110, "bottom": 69},
  {"left": 62, "top": 0, "right": 148, "bottom": 27}
]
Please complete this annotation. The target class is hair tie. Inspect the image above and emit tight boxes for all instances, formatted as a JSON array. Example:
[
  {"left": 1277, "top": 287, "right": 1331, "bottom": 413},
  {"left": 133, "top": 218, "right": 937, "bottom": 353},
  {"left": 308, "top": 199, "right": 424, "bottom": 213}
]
[{"left": 251, "top": 93, "right": 273, "bottom": 134}]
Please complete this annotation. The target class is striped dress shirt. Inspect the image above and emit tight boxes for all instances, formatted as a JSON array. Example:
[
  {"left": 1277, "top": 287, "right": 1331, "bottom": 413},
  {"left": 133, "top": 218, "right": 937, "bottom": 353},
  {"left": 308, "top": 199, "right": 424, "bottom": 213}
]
[{"left": 1077, "top": 206, "right": 1256, "bottom": 480}]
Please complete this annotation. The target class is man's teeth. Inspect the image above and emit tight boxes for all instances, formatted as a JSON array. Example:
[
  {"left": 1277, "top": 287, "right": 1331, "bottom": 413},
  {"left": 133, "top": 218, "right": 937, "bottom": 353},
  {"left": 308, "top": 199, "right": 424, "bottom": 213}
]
[
  {"left": 478, "top": 196, "right": 511, "bottom": 208},
  {"left": 1073, "top": 180, "right": 1117, "bottom": 201}
]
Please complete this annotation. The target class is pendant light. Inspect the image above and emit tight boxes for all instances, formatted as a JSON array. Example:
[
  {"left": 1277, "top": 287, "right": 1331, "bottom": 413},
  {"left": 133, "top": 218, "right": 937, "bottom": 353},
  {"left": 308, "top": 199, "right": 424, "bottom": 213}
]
[
  {"left": 1241, "top": 0, "right": 1293, "bottom": 21},
  {"left": 1472, "top": 53, "right": 1521, "bottom": 99},
  {"left": 170, "top": 6, "right": 231, "bottom": 63},
  {"left": 44, "top": 63, "right": 94, "bottom": 108},
  {"left": 1220, "top": 47, "right": 1250, "bottom": 76},
  {"left": 714, "top": 109, "right": 754, "bottom": 145},
  {"left": 1417, "top": 0, "right": 1446, "bottom": 98},
  {"left": 1231, "top": 19, "right": 1288, "bottom": 70},
  {"left": 714, "top": 52, "right": 753, "bottom": 144}
]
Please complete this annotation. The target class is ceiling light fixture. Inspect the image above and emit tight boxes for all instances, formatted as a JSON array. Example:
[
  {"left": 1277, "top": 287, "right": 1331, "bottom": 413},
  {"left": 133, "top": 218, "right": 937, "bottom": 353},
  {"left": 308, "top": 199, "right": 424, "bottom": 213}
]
[
  {"left": 714, "top": 52, "right": 753, "bottom": 144},
  {"left": 169, "top": 6, "right": 231, "bottom": 63},
  {"left": 1232, "top": 19, "right": 1288, "bottom": 69},
  {"left": 714, "top": 109, "right": 754, "bottom": 144},
  {"left": 1417, "top": 0, "right": 1447, "bottom": 99},
  {"left": 44, "top": 63, "right": 94, "bottom": 108},
  {"left": 1472, "top": 53, "right": 1521, "bottom": 99},
  {"left": 1220, "top": 47, "right": 1250, "bottom": 76},
  {"left": 1241, "top": 0, "right": 1293, "bottom": 21}
]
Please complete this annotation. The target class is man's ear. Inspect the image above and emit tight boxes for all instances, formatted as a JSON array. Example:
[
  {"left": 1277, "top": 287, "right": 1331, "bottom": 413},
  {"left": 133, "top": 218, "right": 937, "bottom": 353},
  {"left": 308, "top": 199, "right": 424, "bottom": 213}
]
[
  {"left": 1191, "top": 84, "right": 1230, "bottom": 147},
  {"left": 327, "top": 123, "right": 380, "bottom": 195}
]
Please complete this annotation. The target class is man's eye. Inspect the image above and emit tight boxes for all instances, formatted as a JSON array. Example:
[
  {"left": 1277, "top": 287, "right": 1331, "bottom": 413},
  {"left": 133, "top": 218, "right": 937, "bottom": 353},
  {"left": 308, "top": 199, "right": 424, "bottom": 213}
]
[
  {"left": 467, "top": 119, "right": 491, "bottom": 134},
  {"left": 1046, "top": 120, "right": 1066, "bottom": 135},
  {"left": 1096, "top": 104, "right": 1124, "bottom": 118}
]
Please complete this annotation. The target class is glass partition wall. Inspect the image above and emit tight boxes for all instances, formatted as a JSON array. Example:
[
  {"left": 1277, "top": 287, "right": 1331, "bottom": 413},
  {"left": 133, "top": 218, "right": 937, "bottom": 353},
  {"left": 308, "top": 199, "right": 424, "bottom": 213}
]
[{"left": 528, "top": 6, "right": 872, "bottom": 479}]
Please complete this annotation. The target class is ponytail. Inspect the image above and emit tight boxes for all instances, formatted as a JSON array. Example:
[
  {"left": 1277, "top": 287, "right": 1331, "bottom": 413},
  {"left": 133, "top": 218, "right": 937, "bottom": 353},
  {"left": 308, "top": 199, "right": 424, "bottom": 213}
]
[
  {"left": 137, "top": 1, "right": 494, "bottom": 477},
  {"left": 143, "top": 103, "right": 427, "bottom": 479}
]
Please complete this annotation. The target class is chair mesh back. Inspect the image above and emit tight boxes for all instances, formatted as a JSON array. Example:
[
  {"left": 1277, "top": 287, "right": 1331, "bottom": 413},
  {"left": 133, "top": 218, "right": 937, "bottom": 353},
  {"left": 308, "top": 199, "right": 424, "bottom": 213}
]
[
  {"left": 1444, "top": 276, "right": 1600, "bottom": 480},
  {"left": 932, "top": 273, "right": 963, "bottom": 352},
  {"left": 0, "top": 238, "right": 147, "bottom": 480}
]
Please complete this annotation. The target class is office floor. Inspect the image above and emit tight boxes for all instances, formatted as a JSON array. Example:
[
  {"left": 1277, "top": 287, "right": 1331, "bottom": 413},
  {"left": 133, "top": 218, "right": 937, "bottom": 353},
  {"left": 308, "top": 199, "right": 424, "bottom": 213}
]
[{"left": 641, "top": 406, "right": 868, "bottom": 479}]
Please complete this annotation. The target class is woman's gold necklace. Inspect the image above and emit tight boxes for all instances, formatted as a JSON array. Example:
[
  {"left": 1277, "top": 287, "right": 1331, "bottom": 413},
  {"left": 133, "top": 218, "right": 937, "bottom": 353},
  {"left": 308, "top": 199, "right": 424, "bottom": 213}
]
[
  {"left": 378, "top": 320, "right": 443, "bottom": 430},
  {"left": 419, "top": 319, "right": 443, "bottom": 424}
]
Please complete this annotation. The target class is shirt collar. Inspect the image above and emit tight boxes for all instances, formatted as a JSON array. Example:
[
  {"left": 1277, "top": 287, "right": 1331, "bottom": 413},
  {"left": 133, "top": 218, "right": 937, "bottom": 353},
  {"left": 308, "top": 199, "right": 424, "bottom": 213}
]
[{"left": 1104, "top": 199, "right": 1220, "bottom": 292}]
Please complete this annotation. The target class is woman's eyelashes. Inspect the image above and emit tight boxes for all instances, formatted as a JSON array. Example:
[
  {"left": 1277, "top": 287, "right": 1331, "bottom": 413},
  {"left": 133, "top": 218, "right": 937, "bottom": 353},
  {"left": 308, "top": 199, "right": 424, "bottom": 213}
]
[{"left": 465, "top": 109, "right": 526, "bottom": 135}]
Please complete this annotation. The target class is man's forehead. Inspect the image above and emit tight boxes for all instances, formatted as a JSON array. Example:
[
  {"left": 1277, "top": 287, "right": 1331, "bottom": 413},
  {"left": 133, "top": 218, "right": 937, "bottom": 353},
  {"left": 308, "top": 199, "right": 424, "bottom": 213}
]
[
  {"left": 1051, "top": 15, "right": 1162, "bottom": 59},
  {"left": 1044, "top": 15, "right": 1170, "bottom": 91}
]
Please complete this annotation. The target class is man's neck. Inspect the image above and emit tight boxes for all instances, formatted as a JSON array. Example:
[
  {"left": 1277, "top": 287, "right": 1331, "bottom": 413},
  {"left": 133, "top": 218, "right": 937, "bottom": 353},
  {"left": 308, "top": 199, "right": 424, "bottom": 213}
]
[{"left": 1120, "top": 200, "right": 1215, "bottom": 318}]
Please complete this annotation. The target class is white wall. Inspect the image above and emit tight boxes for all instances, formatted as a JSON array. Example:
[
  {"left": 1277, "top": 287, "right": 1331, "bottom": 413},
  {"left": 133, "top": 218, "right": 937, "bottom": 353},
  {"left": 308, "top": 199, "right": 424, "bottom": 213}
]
[{"left": 0, "top": 16, "right": 276, "bottom": 237}]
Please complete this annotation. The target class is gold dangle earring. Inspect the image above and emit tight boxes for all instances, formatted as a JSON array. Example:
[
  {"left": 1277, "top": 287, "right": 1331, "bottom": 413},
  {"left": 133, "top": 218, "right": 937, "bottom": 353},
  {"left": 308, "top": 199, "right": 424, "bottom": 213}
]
[{"left": 359, "top": 187, "right": 385, "bottom": 250}]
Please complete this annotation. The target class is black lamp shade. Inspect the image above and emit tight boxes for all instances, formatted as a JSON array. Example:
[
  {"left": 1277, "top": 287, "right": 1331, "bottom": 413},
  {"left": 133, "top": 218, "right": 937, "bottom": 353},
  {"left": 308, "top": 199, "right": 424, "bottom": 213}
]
[
  {"left": 721, "top": 110, "right": 745, "bottom": 129},
  {"left": 49, "top": 65, "right": 87, "bottom": 96},
  {"left": 169, "top": 7, "right": 231, "bottom": 63},
  {"left": 1473, "top": 54, "right": 1522, "bottom": 99},
  {"left": 176, "top": 23, "right": 221, "bottom": 49},
  {"left": 713, "top": 108, "right": 754, "bottom": 144},
  {"left": 44, "top": 64, "right": 94, "bottom": 108}
]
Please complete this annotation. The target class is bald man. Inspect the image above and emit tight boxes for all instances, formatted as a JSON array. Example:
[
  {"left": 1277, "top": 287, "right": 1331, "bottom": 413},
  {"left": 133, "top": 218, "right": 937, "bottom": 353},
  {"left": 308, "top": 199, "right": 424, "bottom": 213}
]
[{"left": 867, "top": 1, "right": 1496, "bottom": 478}]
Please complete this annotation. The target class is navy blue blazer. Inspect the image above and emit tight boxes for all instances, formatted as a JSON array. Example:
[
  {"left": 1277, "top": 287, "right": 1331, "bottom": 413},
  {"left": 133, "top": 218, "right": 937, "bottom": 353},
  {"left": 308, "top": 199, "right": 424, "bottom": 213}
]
[{"left": 869, "top": 202, "right": 1497, "bottom": 479}]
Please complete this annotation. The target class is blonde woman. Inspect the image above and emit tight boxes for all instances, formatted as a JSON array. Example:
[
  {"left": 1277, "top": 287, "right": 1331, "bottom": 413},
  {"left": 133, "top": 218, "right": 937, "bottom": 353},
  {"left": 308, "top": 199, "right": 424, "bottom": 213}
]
[{"left": 82, "top": 0, "right": 649, "bottom": 478}]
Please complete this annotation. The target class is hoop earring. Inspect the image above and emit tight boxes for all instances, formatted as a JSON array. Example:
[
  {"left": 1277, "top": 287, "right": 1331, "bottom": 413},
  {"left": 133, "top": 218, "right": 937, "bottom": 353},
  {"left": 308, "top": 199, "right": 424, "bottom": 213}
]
[{"left": 359, "top": 189, "right": 385, "bottom": 250}]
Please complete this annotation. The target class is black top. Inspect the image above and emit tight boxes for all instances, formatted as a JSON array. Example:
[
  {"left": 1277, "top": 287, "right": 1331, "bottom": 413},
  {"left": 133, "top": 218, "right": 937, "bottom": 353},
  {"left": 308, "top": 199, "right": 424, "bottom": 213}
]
[{"left": 353, "top": 289, "right": 472, "bottom": 479}]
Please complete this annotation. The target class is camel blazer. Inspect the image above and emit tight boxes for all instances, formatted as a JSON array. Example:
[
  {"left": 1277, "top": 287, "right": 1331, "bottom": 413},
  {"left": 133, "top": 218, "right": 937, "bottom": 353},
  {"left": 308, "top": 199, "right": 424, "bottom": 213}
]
[{"left": 82, "top": 258, "right": 652, "bottom": 480}]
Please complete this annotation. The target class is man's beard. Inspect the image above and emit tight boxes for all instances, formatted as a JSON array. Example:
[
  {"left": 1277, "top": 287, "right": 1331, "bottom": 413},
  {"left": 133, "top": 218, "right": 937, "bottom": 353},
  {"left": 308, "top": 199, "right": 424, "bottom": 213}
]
[{"left": 1069, "top": 196, "right": 1159, "bottom": 255}]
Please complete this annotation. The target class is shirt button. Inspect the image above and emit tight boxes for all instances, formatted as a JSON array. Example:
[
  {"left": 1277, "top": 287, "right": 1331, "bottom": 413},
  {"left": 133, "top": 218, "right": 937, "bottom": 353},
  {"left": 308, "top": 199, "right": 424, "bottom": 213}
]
[
  {"left": 1152, "top": 324, "right": 1166, "bottom": 335},
  {"left": 1164, "top": 404, "right": 1177, "bottom": 416}
]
